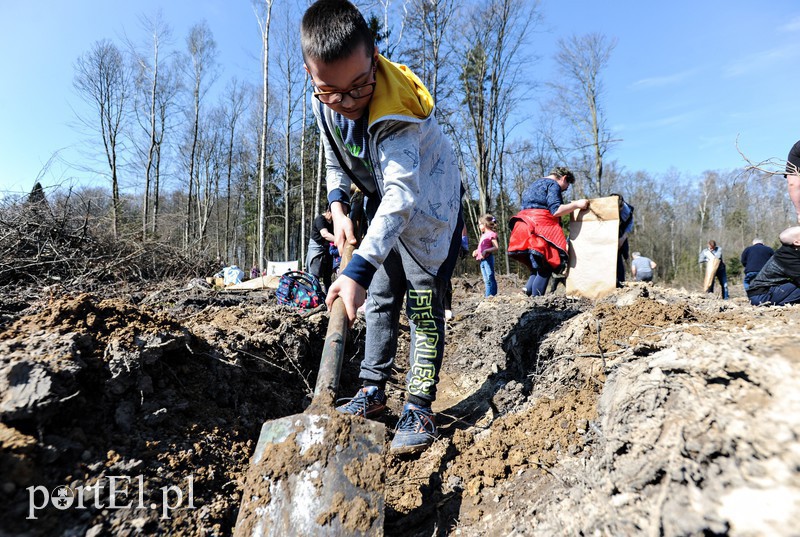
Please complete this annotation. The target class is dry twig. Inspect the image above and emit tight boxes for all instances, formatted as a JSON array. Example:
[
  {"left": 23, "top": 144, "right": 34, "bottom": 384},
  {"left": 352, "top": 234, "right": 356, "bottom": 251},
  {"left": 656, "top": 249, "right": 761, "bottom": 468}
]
[{"left": 736, "top": 135, "right": 796, "bottom": 176}]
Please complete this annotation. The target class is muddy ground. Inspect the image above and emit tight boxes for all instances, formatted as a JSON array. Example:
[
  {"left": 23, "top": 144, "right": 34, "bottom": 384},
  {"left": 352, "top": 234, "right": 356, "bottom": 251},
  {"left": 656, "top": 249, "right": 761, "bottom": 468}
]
[{"left": 1, "top": 275, "right": 799, "bottom": 536}]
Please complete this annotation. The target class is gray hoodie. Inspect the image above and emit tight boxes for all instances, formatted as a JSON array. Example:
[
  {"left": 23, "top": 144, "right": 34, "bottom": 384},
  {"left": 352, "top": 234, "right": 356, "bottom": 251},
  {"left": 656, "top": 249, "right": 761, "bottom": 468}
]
[{"left": 315, "top": 55, "right": 463, "bottom": 288}]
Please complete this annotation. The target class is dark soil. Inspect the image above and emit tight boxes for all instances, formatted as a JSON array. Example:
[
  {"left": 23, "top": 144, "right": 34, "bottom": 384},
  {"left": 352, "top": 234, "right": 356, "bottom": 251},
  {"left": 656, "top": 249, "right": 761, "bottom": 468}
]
[{"left": 1, "top": 276, "right": 799, "bottom": 536}]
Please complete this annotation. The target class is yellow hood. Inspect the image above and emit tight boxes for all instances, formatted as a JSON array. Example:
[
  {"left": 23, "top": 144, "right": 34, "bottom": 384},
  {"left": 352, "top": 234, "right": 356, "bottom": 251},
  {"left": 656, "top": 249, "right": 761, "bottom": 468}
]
[{"left": 368, "top": 55, "right": 433, "bottom": 125}]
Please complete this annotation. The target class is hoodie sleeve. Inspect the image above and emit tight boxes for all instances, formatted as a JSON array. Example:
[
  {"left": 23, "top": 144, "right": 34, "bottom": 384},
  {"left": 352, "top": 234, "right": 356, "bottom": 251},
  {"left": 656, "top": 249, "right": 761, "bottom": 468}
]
[{"left": 341, "top": 122, "right": 423, "bottom": 288}]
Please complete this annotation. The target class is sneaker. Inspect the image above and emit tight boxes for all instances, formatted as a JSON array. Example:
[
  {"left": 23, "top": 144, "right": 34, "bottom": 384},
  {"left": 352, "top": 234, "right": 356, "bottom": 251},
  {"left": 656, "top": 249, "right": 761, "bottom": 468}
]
[
  {"left": 336, "top": 386, "right": 387, "bottom": 419},
  {"left": 390, "top": 403, "right": 437, "bottom": 454}
]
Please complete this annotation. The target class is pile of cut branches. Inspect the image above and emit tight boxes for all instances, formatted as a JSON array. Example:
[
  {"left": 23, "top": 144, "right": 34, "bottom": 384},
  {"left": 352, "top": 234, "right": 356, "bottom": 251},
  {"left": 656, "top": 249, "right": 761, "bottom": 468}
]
[{"left": 0, "top": 198, "right": 211, "bottom": 288}]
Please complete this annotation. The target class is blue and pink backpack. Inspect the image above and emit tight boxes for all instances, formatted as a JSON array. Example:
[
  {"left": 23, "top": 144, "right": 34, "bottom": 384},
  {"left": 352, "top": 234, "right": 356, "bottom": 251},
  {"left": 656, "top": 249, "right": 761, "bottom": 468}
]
[{"left": 276, "top": 271, "right": 325, "bottom": 309}]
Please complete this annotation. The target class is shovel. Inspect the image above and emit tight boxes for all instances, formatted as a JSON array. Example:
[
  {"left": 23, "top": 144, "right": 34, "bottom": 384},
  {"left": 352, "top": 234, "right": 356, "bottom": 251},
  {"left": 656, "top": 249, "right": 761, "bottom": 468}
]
[{"left": 234, "top": 243, "right": 386, "bottom": 537}]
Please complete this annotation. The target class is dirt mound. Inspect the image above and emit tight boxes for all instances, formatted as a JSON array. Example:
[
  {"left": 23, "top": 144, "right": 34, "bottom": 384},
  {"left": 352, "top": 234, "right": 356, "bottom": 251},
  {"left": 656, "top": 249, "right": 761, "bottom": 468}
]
[
  {"left": 586, "top": 287, "right": 701, "bottom": 352},
  {"left": 0, "top": 289, "right": 327, "bottom": 535},
  {"left": 1, "top": 281, "right": 799, "bottom": 536}
]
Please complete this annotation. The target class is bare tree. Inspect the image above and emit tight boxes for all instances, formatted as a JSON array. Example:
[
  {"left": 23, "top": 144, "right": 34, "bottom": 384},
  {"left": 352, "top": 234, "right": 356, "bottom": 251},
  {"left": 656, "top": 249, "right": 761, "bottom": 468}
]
[
  {"left": 220, "top": 79, "right": 250, "bottom": 260},
  {"left": 548, "top": 33, "right": 618, "bottom": 197},
  {"left": 74, "top": 40, "right": 131, "bottom": 238},
  {"left": 458, "top": 0, "right": 541, "bottom": 215},
  {"left": 299, "top": 73, "right": 310, "bottom": 270},
  {"left": 182, "top": 21, "right": 218, "bottom": 250},
  {"left": 402, "top": 0, "right": 458, "bottom": 125},
  {"left": 254, "top": 0, "right": 274, "bottom": 271},
  {"left": 129, "top": 12, "right": 175, "bottom": 241},
  {"left": 195, "top": 110, "right": 224, "bottom": 246},
  {"left": 697, "top": 171, "right": 719, "bottom": 250},
  {"left": 276, "top": 10, "right": 304, "bottom": 261},
  {"left": 151, "top": 62, "right": 180, "bottom": 237},
  {"left": 361, "top": 0, "right": 410, "bottom": 58},
  {"left": 315, "top": 139, "right": 324, "bottom": 218},
  {"left": 738, "top": 140, "right": 800, "bottom": 225}
]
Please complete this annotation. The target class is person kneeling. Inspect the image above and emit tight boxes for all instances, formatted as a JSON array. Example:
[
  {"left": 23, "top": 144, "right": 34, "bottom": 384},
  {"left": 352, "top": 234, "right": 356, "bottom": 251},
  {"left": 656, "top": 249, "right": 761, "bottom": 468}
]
[
  {"left": 747, "top": 226, "right": 800, "bottom": 306},
  {"left": 631, "top": 251, "right": 657, "bottom": 282}
]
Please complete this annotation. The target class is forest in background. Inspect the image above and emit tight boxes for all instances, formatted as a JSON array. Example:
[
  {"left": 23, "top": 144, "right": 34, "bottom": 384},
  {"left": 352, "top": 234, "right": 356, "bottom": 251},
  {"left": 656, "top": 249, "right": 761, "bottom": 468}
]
[{"left": 2, "top": 0, "right": 795, "bottom": 290}]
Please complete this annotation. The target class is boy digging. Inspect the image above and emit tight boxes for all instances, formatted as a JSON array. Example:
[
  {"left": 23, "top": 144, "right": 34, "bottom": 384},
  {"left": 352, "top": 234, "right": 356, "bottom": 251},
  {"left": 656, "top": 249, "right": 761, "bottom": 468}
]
[{"left": 302, "top": 0, "right": 464, "bottom": 454}]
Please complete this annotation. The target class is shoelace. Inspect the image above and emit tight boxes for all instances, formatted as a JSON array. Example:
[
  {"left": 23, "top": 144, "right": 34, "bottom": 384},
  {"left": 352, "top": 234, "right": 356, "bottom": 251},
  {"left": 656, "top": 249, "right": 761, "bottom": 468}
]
[
  {"left": 338, "top": 388, "right": 383, "bottom": 416},
  {"left": 339, "top": 390, "right": 369, "bottom": 415},
  {"left": 395, "top": 406, "right": 435, "bottom": 435}
]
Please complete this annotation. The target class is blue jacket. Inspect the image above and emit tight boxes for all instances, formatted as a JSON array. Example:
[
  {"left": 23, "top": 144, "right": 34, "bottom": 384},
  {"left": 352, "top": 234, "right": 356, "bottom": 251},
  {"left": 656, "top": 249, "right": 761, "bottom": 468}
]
[{"left": 740, "top": 243, "right": 774, "bottom": 273}]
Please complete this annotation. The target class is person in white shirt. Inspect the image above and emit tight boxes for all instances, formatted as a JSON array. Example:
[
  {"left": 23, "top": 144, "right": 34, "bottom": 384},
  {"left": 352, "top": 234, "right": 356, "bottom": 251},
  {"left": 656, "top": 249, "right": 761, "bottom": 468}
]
[{"left": 698, "top": 240, "right": 729, "bottom": 299}]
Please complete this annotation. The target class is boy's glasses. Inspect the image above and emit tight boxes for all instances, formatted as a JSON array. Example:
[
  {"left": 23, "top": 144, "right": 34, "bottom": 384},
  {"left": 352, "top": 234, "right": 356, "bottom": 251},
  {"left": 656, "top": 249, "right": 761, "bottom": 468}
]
[{"left": 313, "top": 82, "right": 376, "bottom": 104}]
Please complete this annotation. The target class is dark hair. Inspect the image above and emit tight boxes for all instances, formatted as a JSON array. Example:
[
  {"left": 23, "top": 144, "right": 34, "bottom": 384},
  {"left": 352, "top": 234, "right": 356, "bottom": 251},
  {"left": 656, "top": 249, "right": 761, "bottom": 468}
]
[
  {"left": 549, "top": 166, "right": 575, "bottom": 184},
  {"left": 301, "top": 0, "right": 374, "bottom": 63},
  {"left": 610, "top": 192, "right": 625, "bottom": 207},
  {"left": 708, "top": 240, "right": 717, "bottom": 249}
]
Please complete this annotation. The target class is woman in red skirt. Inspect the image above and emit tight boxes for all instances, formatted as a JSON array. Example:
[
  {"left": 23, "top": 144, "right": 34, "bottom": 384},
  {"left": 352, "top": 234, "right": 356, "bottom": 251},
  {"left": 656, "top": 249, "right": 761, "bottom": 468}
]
[{"left": 508, "top": 166, "right": 588, "bottom": 296}]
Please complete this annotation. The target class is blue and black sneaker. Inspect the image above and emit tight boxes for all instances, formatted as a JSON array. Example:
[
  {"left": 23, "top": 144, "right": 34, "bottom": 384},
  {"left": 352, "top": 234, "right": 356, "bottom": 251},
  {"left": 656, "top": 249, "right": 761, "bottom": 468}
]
[
  {"left": 336, "top": 386, "right": 387, "bottom": 419},
  {"left": 390, "top": 403, "right": 437, "bottom": 454}
]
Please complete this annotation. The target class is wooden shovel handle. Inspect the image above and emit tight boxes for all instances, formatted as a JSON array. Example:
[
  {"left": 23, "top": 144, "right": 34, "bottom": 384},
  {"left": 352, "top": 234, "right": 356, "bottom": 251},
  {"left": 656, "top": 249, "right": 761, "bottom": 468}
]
[{"left": 314, "top": 240, "right": 356, "bottom": 402}]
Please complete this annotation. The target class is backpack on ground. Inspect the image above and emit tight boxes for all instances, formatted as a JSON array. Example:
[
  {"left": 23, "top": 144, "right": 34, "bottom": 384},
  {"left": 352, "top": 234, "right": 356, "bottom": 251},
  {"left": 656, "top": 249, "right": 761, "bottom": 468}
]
[{"left": 276, "top": 271, "right": 325, "bottom": 309}]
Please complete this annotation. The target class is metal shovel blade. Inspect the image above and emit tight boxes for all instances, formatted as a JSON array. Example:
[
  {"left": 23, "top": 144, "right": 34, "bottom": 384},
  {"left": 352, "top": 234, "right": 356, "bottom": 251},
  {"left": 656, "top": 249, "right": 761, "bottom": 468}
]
[
  {"left": 235, "top": 410, "right": 385, "bottom": 536},
  {"left": 235, "top": 244, "right": 386, "bottom": 536}
]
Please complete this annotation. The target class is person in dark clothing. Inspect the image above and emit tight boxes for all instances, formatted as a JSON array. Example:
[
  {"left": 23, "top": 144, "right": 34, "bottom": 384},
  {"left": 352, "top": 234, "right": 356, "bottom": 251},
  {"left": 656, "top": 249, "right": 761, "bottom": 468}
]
[
  {"left": 444, "top": 224, "right": 469, "bottom": 317},
  {"left": 306, "top": 210, "right": 335, "bottom": 291},
  {"left": 748, "top": 226, "right": 800, "bottom": 306},
  {"left": 612, "top": 194, "right": 634, "bottom": 287},
  {"left": 547, "top": 237, "right": 570, "bottom": 294},
  {"left": 740, "top": 238, "right": 774, "bottom": 291},
  {"left": 548, "top": 272, "right": 567, "bottom": 294},
  {"left": 508, "top": 167, "right": 588, "bottom": 296},
  {"left": 785, "top": 140, "right": 800, "bottom": 224}
]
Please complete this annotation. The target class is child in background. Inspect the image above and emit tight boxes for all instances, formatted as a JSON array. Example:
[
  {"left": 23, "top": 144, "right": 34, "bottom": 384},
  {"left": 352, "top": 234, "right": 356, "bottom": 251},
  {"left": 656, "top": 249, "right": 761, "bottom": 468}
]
[
  {"left": 473, "top": 214, "right": 499, "bottom": 297},
  {"left": 329, "top": 243, "right": 342, "bottom": 276}
]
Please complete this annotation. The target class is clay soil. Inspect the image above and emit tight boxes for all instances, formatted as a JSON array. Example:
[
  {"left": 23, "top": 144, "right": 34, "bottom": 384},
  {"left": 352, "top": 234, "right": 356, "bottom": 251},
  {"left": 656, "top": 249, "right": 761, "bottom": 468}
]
[{"left": 1, "top": 275, "right": 799, "bottom": 536}]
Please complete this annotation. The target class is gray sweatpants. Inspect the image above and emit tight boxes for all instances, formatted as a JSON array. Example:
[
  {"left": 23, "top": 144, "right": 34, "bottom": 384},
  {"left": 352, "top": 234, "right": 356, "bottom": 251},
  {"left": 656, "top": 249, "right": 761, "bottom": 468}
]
[{"left": 360, "top": 242, "right": 449, "bottom": 406}]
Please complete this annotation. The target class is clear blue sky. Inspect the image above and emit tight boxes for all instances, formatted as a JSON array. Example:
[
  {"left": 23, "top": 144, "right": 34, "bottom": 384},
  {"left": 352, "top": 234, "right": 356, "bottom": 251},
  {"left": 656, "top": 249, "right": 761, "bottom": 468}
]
[{"left": 1, "top": 1, "right": 799, "bottom": 196}]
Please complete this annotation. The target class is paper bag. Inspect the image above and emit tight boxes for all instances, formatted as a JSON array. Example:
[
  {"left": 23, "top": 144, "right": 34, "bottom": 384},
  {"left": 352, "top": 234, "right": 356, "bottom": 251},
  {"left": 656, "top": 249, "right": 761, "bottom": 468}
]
[
  {"left": 703, "top": 256, "right": 720, "bottom": 292},
  {"left": 566, "top": 196, "right": 619, "bottom": 300}
]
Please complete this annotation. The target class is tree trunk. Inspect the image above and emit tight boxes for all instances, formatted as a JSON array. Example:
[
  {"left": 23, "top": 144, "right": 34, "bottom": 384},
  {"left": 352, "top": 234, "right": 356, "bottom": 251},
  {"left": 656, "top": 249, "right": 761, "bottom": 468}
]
[
  {"left": 300, "top": 74, "right": 309, "bottom": 270},
  {"left": 256, "top": 0, "right": 273, "bottom": 272},
  {"left": 283, "top": 62, "right": 292, "bottom": 261},
  {"left": 143, "top": 35, "right": 159, "bottom": 241}
]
